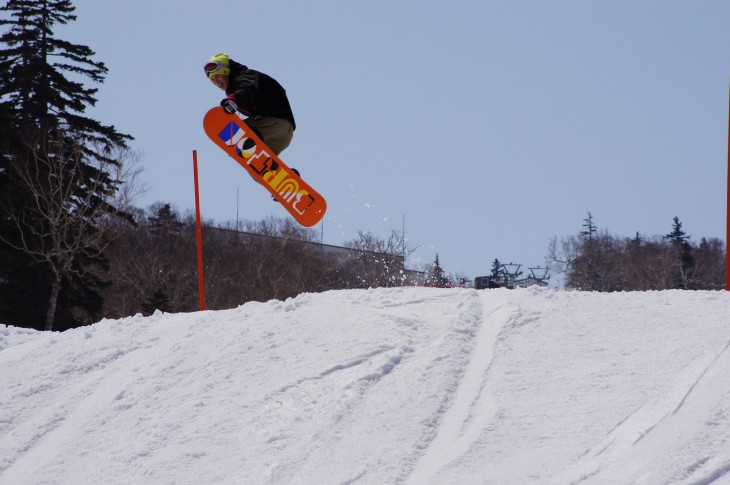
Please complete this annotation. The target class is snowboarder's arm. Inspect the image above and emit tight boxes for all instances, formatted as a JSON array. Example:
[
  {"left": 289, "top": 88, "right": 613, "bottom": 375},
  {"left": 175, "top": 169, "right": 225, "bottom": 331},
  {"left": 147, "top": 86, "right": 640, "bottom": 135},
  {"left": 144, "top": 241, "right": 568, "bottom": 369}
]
[{"left": 228, "top": 71, "right": 260, "bottom": 115}]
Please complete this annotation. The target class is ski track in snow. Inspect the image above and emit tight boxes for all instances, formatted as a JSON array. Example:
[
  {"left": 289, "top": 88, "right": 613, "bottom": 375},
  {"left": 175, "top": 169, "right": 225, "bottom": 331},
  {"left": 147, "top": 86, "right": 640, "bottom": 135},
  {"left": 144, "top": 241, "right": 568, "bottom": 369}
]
[
  {"left": 405, "top": 295, "right": 511, "bottom": 484},
  {"left": 562, "top": 337, "right": 730, "bottom": 485},
  {"left": 2, "top": 287, "right": 730, "bottom": 484}
]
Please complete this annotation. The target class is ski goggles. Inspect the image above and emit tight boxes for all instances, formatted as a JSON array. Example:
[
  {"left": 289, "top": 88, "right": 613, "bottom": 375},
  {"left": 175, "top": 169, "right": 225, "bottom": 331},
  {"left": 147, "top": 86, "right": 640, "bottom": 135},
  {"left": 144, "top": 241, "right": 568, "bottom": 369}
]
[{"left": 204, "top": 61, "right": 229, "bottom": 78}]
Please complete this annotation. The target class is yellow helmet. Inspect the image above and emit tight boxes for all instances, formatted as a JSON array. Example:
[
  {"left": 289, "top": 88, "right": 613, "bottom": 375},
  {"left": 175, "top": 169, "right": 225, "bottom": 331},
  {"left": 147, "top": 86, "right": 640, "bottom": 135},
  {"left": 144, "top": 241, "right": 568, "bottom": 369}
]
[{"left": 204, "top": 52, "right": 230, "bottom": 78}]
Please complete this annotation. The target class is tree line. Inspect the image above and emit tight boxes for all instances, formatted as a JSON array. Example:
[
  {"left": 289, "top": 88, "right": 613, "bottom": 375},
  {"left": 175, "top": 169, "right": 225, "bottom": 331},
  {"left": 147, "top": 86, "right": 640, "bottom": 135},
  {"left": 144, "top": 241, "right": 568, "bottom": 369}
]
[
  {"left": 548, "top": 213, "right": 725, "bottom": 291},
  {"left": 101, "top": 205, "right": 412, "bottom": 326}
]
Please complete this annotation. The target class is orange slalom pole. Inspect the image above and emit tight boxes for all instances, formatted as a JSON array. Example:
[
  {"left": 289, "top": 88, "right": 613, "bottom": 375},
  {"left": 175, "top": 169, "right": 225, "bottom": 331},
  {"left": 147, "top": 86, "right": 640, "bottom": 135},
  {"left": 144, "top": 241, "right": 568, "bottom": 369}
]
[
  {"left": 726, "top": 85, "right": 730, "bottom": 291},
  {"left": 193, "top": 150, "right": 206, "bottom": 310}
]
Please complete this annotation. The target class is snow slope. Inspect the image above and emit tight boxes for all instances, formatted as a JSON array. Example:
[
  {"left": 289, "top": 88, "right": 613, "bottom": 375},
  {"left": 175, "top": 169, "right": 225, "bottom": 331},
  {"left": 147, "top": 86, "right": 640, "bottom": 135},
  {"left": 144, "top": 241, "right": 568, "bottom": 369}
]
[{"left": 1, "top": 287, "right": 730, "bottom": 484}]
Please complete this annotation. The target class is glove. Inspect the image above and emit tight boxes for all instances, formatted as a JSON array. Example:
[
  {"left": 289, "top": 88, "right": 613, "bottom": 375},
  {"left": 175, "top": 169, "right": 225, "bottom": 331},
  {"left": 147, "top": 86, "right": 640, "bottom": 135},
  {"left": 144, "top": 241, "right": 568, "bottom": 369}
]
[{"left": 220, "top": 95, "right": 238, "bottom": 114}]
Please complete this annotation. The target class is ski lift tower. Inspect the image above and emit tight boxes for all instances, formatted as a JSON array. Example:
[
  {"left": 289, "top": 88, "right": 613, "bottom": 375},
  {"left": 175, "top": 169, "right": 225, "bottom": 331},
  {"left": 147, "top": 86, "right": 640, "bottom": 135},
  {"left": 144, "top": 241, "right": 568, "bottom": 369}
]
[
  {"left": 529, "top": 266, "right": 550, "bottom": 285},
  {"left": 501, "top": 262, "right": 522, "bottom": 288}
]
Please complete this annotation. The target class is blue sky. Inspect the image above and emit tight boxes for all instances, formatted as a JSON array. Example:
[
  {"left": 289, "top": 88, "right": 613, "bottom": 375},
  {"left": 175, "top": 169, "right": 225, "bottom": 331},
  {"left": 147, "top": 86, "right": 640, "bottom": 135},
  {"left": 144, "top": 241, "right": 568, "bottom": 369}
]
[{"left": 60, "top": 0, "right": 728, "bottom": 284}]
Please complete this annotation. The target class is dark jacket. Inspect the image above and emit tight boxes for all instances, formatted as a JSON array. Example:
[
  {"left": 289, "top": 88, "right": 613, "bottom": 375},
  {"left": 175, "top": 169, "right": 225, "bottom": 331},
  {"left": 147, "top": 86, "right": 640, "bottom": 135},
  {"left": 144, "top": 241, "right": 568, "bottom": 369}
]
[{"left": 226, "top": 60, "right": 296, "bottom": 130}]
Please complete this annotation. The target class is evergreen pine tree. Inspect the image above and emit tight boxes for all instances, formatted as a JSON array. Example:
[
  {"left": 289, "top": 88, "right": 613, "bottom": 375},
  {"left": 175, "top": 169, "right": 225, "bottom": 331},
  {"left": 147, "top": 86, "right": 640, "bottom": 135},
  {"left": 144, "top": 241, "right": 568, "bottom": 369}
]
[
  {"left": 148, "top": 204, "right": 184, "bottom": 237},
  {"left": 490, "top": 258, "right": 502, "bottom": 281},
  {"left": 664, "top": 216, "right": 695, "bottom": 289},
  {"left": 428, "top": 254, "right": 449, "bottom": 287},
  {"left": 580, "top": 212, "right": 597, "bottom": 240},
  {"left": 0, "top": 0, "right": 133, "bottom": 330},
  {"left": 0, "top": 0, "right": 129, "bottom": 144},
  {"left": 573, "top": 212, "right": 601, "bottom": 290}
]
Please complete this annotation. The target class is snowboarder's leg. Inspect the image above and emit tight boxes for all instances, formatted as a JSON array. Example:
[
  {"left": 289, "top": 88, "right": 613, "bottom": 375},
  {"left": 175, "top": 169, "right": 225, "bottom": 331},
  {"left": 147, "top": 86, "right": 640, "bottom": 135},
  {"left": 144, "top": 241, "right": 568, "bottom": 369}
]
[{"left": 244, "top": 117, "right": 294, "bottom": 156}]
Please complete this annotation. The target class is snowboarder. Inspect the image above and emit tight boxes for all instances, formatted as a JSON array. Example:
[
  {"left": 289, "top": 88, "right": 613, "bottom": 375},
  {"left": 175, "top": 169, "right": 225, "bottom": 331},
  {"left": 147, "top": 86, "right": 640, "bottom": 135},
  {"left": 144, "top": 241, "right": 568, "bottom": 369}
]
[{"left": 204, "top": 52, "right": 296, "bottom": 157}]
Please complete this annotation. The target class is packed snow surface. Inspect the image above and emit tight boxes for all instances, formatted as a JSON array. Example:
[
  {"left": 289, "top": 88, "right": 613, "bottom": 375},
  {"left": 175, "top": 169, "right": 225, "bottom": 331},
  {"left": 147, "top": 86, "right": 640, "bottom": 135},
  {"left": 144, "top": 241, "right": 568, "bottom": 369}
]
[{"left": 2, "top": 287, "right": 730, "bottom": 484}]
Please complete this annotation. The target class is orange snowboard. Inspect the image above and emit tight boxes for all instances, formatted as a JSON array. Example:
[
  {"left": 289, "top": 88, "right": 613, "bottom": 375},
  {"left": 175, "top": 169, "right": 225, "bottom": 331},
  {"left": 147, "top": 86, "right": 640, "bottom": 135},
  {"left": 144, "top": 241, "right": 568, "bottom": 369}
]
[{"left": 203, "top": 107, "right": 326, "bottom": 227}]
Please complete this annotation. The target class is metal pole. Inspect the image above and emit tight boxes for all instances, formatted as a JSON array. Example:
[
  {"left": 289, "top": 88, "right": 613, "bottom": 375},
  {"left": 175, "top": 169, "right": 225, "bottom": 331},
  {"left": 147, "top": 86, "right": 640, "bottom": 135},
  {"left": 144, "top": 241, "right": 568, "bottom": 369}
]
[{"left": 726, "top": 84, "right": 729, "bottom": 291}]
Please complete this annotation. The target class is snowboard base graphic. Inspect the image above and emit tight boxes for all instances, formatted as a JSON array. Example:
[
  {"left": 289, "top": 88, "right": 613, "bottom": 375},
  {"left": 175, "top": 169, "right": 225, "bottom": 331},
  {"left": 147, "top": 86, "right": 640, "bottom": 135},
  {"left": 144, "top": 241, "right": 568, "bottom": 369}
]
[{"left": 203, "top": 107, "right": 326, "bottom": 227}]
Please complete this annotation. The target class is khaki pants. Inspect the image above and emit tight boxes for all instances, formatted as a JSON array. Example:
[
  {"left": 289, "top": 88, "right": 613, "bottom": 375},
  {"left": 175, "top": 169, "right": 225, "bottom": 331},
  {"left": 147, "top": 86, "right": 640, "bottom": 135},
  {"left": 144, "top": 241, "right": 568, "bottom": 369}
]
[{"left": 245, "top": 116, "right": 294, "bottom": 155}]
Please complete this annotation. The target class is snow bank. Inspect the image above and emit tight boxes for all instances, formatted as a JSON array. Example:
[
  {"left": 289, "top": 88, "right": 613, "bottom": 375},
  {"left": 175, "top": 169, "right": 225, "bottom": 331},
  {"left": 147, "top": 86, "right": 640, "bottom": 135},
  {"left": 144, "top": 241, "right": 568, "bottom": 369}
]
[{"left": 1, "top": 287, "right": 729, "bottom": 484}]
